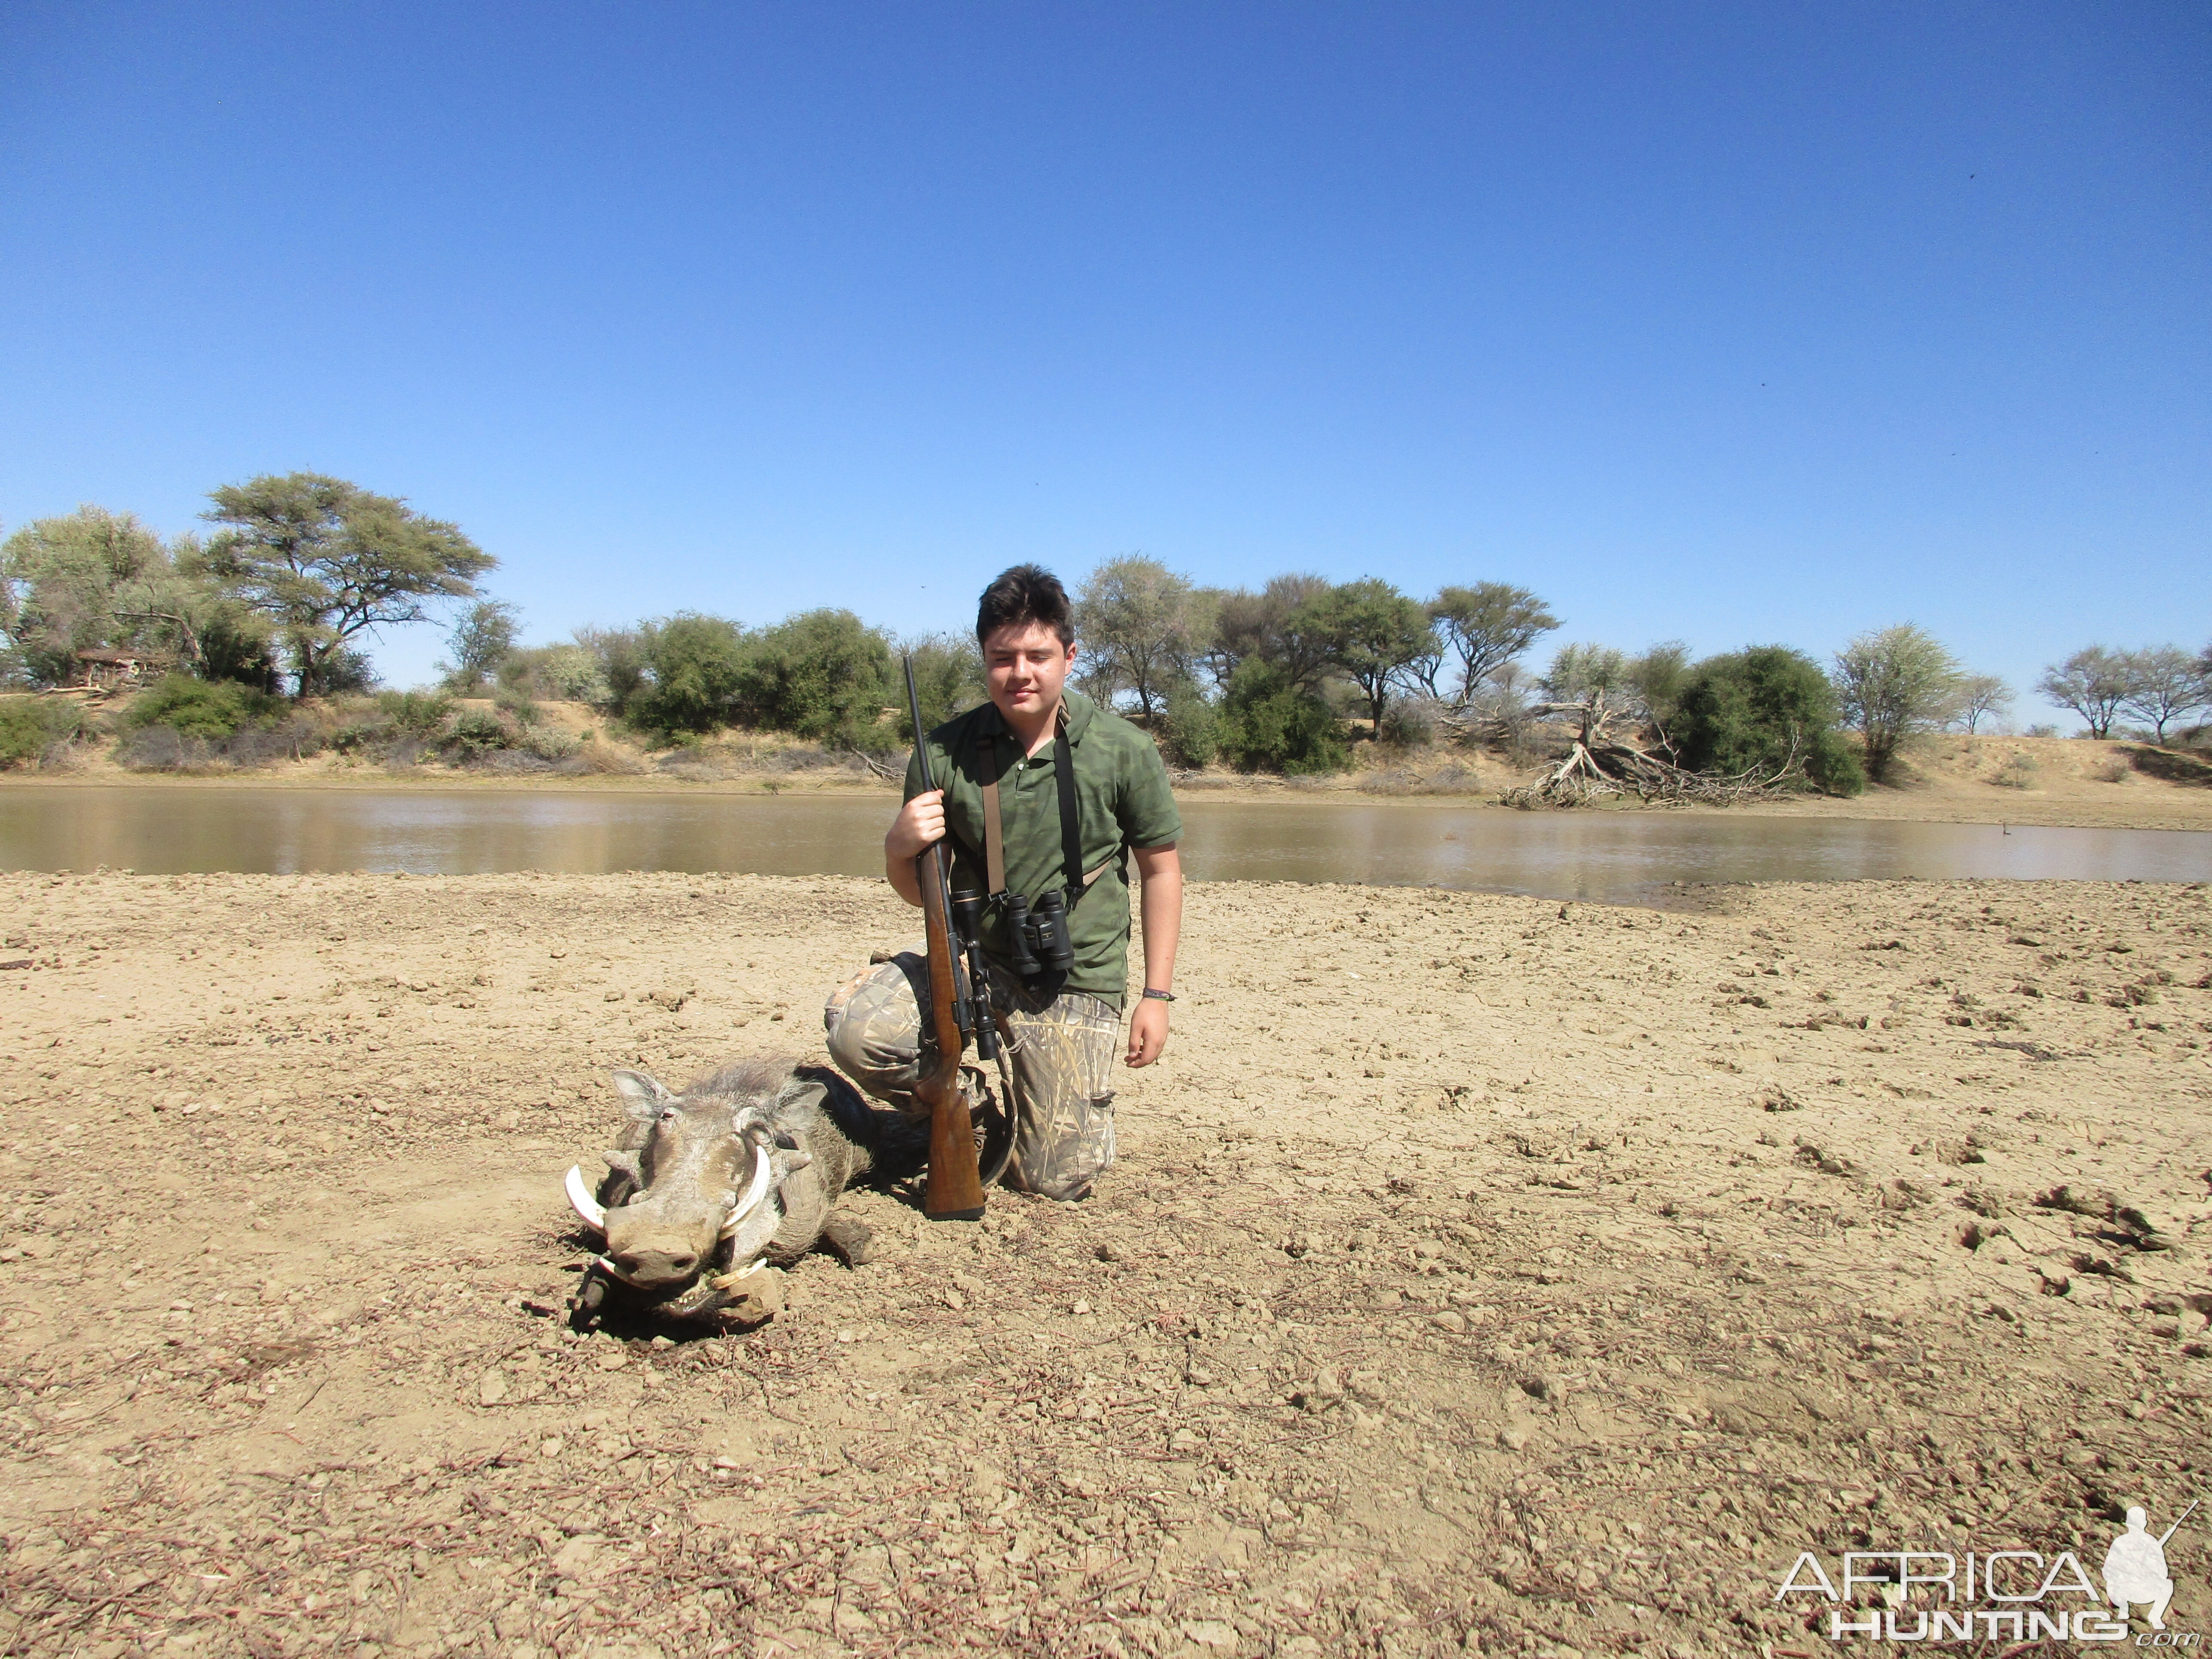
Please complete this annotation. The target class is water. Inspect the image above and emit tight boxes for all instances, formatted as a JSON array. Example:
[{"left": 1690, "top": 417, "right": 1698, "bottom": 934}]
[{"left": 3, "top": 784, "right": 2207, "bottom": 905}]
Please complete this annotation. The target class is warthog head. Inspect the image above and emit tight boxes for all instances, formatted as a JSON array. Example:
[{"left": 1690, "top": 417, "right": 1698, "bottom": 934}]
[{"left": 563, "top": 1062, "right": 818, "bottom": 1317}]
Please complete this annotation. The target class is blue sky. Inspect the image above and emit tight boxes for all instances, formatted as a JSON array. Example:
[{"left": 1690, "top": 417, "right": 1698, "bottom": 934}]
[{"left": 3, "top": 2, "right": 2205, "bottom": 721}]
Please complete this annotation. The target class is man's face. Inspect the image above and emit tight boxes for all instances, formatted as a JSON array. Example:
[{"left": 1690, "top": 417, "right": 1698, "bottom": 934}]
[{"left": 982, "top": 621, "right": 1076, "bottom": 724}]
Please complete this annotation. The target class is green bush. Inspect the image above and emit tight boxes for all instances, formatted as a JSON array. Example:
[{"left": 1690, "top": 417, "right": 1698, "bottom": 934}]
[
  {"left": 1218, "top": 659, "right": 1349, "bottom": 775},
  {"left": 125, "top": 675, "right": 282, "bottom": 740},
  {"left": 375, "top": 690, "right": 453, "bottom": 736},
  {"left": 196, "top": 609, "right": 282, "bottom": 692},
  {"left": 1377, "top": 699, "right": 1436, "bottom": 749},
  {"left": 493, "top": 688, "right": 541, "bottom": 726},
  {"left": 1673, "top": 647, "right": 1863, "bottom": 796},
  {"left": 510, "top": 642, "right": 613, "bottom": 705},
  {"left": 520, "top": 724, "right": 578, "bottom": 762},
  {"left": 0, "top": 699, "right": 74, "bottom": 768},
  {"left": 1158, "top": 676, "right": 1221, "bottom": 769},
  {"left": 443, "top": 710, "right": 514, "bottom": 757},
  {"left": 735, "top": 609, "right": 893, "bottom": 748},
  {"left": 629, "top": 613, "right": 747, "bottom": 735},
  {"left": 895, "top": 633, "right": 987, "bottom": 743}
]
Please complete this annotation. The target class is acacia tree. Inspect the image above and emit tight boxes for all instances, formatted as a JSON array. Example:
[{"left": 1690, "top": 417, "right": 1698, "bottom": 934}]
[
  {"left": 2116, "top": 647, "right": 2208, "bottom": 742},
  {"left": 2, "top": 507, "right": 181, "bottom": 684},
  {"left": 1624, "top": 641, "right": 1693, "bottom": 741},
  {"left": 1540, "top": 642, "right": 1630, "bottom": 702},
  {"left": 1202, "top": 573, "right": 1336, "bottom": 691},
  {"left": 444, "top": 599, "right": 521, "bottom": 690},
  {"left": 202, "top": 473, "right": 494, "bottom": 698},
  {"left": 2036, "top": 647, "right": 2134, "bottom": 739},
  {"left": 1954, "top": 674, "right": 2014, "bottom": 734},
  {"left": 1832, "top": 623, "right": 1964, "bottom": 781},
  {"left": 1430, "top": 583, "right": 1559, "bottom": 705},
  {"left": 1074, "top": 556, "right": 1211, "bottom": 722},
  {"left": 0, "top": 507, "right": 277, "bottom": 689},
  {"left": 1300, "top": 577, "right": 1437, "bottom": 733}
]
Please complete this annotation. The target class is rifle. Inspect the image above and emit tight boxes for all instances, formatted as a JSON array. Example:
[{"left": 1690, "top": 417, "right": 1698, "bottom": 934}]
[
  {"left": 902, "top": 655, "right": 991, "bottom": 1221},
  {"left": 2157, "top": 1498, "right": 2199, "bottom": 1547}
]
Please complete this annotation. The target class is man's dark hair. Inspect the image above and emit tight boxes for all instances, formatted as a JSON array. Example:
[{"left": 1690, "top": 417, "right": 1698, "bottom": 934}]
[{"left": 976, "top": 565, "right": 1074, "bottom": 647}]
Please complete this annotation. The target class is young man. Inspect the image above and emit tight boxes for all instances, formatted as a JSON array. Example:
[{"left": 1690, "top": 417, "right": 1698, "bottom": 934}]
[{"left": 823, "top": 565, "right": 1183, "bottom": 1200}]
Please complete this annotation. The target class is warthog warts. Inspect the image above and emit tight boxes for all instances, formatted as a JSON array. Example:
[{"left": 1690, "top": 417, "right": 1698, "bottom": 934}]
[{"left": 563, "top": 1056, "right": 902, "bottom": 1322}]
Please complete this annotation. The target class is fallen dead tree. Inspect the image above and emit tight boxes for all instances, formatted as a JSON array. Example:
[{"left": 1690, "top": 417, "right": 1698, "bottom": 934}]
[{"left": 1499, "top": 689, "right": 1806, "bottom": 808}]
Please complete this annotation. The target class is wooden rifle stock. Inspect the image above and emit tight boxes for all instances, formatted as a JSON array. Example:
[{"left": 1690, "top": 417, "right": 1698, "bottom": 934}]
[{"left": 905, "top": 657, "right": 987, "bottom": 1221}]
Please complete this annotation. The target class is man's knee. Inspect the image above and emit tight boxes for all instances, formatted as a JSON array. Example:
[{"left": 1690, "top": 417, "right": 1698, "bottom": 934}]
[
  {"left": 822, "top": 1000, "right": 873, "bottom": 1079},
  {"left": 823, "top": 954, "right": 927, "bottom": 1095}
]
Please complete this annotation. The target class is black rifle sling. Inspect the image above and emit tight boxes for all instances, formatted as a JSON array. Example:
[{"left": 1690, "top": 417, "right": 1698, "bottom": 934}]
[{"left": 1052, "top": 722, "right": 1084, "bottom": 910}]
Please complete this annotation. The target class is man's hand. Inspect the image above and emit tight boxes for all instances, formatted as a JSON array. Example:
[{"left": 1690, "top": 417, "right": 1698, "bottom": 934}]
[
  {"left": 887, "top": 790, "right": 945, "bottom": 860},
  {"left": 1126, "top": 996, "right": 1170, "bottom": 1067},
  {"left": 883, "top": 790, "right": 945, "bottom": 907}
]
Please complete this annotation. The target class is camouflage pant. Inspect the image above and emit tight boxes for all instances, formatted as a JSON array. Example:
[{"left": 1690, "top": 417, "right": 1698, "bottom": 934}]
[{"left": 823, "top": 948, "right": 1121, "bottom": 1201}]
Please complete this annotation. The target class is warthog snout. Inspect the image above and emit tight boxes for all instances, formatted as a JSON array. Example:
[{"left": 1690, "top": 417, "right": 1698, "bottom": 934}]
[
  {"left": 605, "top": 1235, "right": 704, "bottom": 1288},
  {"left": 563, "top": 1057, "right": 891, "bottom": 1320}
]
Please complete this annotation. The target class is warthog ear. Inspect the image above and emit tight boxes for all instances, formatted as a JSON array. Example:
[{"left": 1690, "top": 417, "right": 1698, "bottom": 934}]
[
  {"left": 781, "top": 1076, "right": 830, "bottom": 1115},
  {"left": 610, "top": 1070, "right": 673, "bottom": 1121}
]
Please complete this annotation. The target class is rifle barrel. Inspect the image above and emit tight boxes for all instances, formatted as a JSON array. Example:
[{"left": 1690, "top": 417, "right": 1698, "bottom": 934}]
[
  {"left": 2157, "top": 1497, "right": 2199, "bottom": 1547},
  {"left": 903, "top": 655, "right": 934, "bottom": 794}
]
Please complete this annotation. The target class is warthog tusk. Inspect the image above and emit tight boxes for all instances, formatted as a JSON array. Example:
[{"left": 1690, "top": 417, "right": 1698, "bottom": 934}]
[
  {"left": 719, "top": 1143, "right": 772, "bottom": 1239},
  {"left": 565, "top": 1165, "right": 608, "bottom": 1234},
  {"left": 712, "top": 1258, "right": 768, "bottom": 1291},
  {"left": 570, "top": 1146, "right": 767, "bottom": 1245},
  {"left": 593, "top": 1254, "right": 647, "bottom": 1286}
]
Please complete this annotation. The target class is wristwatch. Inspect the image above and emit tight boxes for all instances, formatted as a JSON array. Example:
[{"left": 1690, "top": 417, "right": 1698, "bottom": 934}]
[{"left": 1141, "top": 988, "right": 1176, "bottom": 1002}]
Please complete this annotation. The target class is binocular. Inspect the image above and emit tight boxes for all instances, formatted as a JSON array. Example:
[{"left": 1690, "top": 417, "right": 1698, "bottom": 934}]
[{"left": 1002, "top": 888, "right": 1075, "bottom": 980}]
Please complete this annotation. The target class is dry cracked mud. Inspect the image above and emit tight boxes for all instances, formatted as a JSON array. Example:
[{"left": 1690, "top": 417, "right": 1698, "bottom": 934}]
[{"left": 0, "top": 870, "right": 2207, "bottom": 1659}]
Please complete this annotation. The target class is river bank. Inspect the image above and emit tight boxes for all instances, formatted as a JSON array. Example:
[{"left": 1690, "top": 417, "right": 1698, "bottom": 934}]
[
  {"left": 5, "top": 745, "right": 2211, "bottom": 834},
  {"left": 8, "top": 692, "right": 2211, "bottom": 832},
  {"left": 0, "top": 871, "right": 2205, "bottom": 1655}
]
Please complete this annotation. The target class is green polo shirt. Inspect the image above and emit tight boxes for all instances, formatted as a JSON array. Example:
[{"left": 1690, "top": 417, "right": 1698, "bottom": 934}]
[{"left": 903, "top": 690, "right": 1182, "bottom": 1005}]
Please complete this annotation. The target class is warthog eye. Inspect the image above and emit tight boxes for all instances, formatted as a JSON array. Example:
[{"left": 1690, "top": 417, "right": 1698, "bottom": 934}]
[{"left": 659, "top": 1107, "right": 679, "bottom": 1122}]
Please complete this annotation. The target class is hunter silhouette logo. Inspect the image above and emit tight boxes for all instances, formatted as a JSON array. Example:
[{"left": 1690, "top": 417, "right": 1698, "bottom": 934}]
[
  {"left": 1775, "top": 1496, "right": 2200, "bottom": 1644},
  {"left": 2106, "top": 1501, "right": 2197, "bottom": 1634}
]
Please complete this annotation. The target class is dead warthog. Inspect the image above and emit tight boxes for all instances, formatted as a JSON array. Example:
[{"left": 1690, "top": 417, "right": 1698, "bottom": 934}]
[{"left": 562, "top": 1056, "right": 900, "bottom": 1322}]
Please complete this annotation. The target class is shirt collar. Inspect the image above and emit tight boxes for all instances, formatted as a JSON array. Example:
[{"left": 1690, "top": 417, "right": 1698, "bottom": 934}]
[{"left": 980, "top": 689, "right": 1097, "bottom": 746}]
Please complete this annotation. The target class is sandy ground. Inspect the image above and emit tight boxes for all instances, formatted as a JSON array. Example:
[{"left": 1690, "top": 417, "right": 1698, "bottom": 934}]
[{"left": 0, "top": 872, "right": 2208, "bottom": 1659}]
